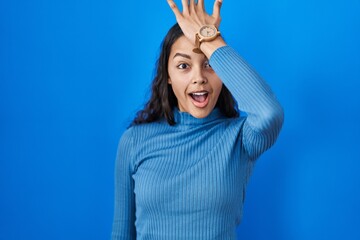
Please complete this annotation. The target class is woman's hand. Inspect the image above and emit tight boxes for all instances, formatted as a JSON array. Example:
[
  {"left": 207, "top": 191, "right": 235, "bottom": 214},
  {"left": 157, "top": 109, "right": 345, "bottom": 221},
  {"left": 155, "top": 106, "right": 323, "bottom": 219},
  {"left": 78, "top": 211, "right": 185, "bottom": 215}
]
[{"left": 166, "top": 0, "right": 223, "bottom": 46}]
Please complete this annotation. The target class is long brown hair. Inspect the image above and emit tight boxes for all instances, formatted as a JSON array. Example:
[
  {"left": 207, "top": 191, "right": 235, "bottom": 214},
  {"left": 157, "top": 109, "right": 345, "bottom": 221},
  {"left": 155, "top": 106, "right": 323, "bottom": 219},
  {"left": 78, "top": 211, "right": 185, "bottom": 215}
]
[{"left": 132, "top": 23, "right": 238, "bottom": 126}]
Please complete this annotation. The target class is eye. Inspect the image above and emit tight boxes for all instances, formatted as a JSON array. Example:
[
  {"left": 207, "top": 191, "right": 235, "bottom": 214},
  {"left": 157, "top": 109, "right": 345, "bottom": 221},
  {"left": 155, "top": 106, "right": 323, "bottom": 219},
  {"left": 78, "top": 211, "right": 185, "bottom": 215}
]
[
  {"left": 177, "top": 63, "right": 189, "bottom": 69},
  {"left": 204, "top": 61, "right": 212, "bottom": 69}
]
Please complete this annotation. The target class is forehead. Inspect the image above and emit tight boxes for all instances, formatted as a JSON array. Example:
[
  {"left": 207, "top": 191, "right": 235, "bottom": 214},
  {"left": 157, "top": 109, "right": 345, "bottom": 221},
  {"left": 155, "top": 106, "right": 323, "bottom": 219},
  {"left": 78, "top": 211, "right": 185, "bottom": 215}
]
[{"left": 169, "top": 36, "right": 206, "bottom": 59}]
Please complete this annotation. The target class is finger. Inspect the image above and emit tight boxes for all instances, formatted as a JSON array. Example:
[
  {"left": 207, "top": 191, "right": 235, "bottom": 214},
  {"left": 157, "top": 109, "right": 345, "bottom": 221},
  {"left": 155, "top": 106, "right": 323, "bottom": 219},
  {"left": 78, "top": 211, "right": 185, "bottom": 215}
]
[
  {"left": 167, "top": 0, "right": 182, "bottom": 18},
  {"left": 197, "top": 0, "right": 205, "bottom": 11},
  {"left": 212, "top": 0, "right": 223, "bottom": 20},
  {"left": 189, "top": 0, "right": 195, "bottom": 13},
  {"left": 181, "top": 0, "right": 189, "bottom": 14}
]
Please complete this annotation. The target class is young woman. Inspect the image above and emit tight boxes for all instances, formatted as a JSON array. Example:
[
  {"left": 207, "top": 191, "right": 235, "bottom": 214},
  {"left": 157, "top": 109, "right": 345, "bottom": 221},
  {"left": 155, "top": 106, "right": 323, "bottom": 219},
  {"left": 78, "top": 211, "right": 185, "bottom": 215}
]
[{"left": 112, "top": 0, "right": 284, "bottom": 239}]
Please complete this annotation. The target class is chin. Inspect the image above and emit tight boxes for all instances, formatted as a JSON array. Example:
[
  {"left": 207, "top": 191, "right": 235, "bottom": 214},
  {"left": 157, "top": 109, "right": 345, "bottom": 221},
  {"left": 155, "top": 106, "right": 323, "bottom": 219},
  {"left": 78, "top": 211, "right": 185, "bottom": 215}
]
[{"left": 188, "top": 107, "right": 213, "bottom": 119}]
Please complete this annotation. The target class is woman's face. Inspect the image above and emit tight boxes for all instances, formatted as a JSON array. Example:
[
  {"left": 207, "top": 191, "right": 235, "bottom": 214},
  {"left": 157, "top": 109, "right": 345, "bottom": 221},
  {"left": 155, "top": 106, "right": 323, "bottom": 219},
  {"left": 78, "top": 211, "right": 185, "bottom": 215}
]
[{"left": 167, "top": 36, "right": 223, "bottom": 118}]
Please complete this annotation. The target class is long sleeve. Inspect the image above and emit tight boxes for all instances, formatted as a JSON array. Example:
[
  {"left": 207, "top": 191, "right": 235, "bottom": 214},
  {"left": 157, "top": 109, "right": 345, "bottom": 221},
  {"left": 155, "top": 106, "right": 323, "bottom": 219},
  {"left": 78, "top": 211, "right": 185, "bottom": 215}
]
[
  {"left": 210, "top": 46, "right": 284, "bottom": 160},
  {"left": 111, "top": 129, "right": 136, "bottom": 239}
]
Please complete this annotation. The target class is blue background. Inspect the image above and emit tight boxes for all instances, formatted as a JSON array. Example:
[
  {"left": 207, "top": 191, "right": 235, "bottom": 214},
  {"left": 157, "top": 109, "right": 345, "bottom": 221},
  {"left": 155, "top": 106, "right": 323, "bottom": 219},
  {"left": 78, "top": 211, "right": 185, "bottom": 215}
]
[{"left": 1, "top": 0, "right": 359, "bottom": 239}]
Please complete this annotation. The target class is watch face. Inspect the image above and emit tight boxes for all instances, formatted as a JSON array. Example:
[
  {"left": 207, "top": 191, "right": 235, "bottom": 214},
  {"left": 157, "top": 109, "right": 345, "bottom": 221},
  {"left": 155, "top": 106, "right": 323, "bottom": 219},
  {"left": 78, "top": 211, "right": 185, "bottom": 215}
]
[{"left": 199, "top": 25, "right": 216, "bottom": 38}]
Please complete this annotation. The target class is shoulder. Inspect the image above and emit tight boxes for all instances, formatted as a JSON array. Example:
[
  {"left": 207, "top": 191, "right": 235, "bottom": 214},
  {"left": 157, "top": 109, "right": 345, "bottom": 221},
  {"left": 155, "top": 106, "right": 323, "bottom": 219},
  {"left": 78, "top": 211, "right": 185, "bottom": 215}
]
[
  {"left": 223, "top": 114, "right": 247, "bottom": 128},
  {"left": 217, "top": 115, "right": 248, "bottom": 142},
  {"left": 204, "top": 115, "right": 247, "bottom": 139},
  {"left": 123, "top": 120, "right": 171, "bottom": 143},
  {"left": 116, "top": 127, "right": 135, "bottom": 157},
  {"left": 116, "top": 123, "right": 166, "bottom": 167}
]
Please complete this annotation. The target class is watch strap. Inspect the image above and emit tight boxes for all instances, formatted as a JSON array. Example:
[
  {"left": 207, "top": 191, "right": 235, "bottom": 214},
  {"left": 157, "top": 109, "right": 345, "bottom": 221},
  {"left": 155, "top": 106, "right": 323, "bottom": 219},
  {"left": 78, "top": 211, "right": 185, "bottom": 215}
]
[{"left": 193, "top": 33, "right": 202, "bottom": 53}]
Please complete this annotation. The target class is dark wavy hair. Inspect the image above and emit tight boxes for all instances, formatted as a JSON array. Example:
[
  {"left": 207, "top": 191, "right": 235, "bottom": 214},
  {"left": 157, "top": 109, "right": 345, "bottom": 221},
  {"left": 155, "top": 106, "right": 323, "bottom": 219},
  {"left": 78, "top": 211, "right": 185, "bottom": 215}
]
[{"left": 132, "top": 23, "right": 239, "bottom": 126}]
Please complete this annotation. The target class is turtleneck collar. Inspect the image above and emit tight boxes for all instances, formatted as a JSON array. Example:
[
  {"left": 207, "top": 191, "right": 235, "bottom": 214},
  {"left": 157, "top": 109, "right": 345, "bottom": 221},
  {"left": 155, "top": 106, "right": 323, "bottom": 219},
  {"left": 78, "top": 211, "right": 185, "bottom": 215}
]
[{"left": 173, "top": 108, "right": 224, "bottom": 126}]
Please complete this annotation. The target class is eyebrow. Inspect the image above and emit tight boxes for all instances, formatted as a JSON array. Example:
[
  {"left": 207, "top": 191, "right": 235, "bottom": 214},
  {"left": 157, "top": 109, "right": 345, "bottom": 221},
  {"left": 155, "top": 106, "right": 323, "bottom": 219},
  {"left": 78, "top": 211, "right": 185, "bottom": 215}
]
[{"left": 173, "top": 53, "right": 191, "bottom": 60}]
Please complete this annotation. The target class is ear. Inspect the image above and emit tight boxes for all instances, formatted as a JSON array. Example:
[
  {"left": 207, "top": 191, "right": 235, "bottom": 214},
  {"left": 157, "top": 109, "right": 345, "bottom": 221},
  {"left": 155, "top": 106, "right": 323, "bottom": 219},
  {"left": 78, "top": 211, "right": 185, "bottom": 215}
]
[{"left": 168, "top": 78, "right": 172, "bottom": 84}]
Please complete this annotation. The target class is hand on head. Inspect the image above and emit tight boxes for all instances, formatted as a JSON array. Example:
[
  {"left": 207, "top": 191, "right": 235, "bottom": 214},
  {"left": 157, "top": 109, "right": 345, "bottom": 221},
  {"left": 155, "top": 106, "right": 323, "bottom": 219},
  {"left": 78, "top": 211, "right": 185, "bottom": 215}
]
[{"left": 166, "top": 0, "right": 223, "bottom": 46}]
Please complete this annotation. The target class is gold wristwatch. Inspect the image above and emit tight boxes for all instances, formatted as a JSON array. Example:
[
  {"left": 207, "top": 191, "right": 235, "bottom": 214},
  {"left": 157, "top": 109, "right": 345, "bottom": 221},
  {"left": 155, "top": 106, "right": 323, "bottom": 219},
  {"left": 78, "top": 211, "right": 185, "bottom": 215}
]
[{"left": 193, "top": 25, "right": 221, "bottom": 53}]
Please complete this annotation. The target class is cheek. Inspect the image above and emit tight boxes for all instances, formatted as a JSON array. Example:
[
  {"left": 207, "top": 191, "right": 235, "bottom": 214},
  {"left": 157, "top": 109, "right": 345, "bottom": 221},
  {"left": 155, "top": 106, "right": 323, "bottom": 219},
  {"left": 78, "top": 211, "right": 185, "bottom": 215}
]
[
  {"left": 212, "top": 78, "right": 223, "bottom": 97},
  {"left": 169, "top": 74, "right": 190, "bottom": 95},
  {"left": 170, "top": 80, "right": 188, "bottom": 98}
]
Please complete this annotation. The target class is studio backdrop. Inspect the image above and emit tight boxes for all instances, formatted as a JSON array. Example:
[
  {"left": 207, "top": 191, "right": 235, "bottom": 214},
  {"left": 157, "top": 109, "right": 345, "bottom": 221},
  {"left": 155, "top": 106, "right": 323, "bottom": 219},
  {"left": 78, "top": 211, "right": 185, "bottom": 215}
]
[{"left": 1, "top": 0, "right": 359, "bottom": 239}]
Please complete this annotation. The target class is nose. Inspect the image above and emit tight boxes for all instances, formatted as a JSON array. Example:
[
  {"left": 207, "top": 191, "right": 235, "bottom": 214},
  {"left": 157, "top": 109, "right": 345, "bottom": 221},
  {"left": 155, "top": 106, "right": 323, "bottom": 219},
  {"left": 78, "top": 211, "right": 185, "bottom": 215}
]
[{"left": 192, "top": 68, "right": 208, "bottom": 85}]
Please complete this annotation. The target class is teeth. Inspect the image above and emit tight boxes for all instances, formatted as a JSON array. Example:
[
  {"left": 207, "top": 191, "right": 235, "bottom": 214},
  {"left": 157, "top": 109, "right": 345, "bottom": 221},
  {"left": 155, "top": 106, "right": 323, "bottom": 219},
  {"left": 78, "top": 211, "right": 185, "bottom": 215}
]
[{"left": 191, "top": 92, "right": 207, "bottom": 96}]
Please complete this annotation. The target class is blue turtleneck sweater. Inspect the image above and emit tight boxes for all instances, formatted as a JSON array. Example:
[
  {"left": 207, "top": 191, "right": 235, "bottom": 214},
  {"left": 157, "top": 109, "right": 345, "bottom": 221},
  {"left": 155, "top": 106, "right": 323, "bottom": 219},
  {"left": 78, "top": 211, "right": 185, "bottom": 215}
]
[{"left": 112, "top": 46, "right": 284, "bottom": 239}]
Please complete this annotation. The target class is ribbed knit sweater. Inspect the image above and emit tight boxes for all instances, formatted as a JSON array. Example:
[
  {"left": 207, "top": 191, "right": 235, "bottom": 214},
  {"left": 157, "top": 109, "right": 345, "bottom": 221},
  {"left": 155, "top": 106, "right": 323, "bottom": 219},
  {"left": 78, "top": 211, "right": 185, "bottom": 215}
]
[{"left": 112, "top": 46, "right": 284, "bottom": 239}]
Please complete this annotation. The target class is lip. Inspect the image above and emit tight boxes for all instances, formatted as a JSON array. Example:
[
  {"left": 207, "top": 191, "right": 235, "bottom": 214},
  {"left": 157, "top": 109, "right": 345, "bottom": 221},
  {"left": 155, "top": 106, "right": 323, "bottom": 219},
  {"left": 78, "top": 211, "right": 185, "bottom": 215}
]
[
  {"left": 188, "top": 90, "right": 210, "bottom": 95},
  {"left": 188, "top": 90, "right": 210, "bottom": 108}
]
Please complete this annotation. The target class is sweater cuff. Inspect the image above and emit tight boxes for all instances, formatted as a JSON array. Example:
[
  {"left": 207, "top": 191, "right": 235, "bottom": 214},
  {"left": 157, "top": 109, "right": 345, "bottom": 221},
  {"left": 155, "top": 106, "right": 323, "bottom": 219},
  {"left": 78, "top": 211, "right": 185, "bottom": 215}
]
[{"left": 209, "top": 45, "right": 236, "bottom": 63}]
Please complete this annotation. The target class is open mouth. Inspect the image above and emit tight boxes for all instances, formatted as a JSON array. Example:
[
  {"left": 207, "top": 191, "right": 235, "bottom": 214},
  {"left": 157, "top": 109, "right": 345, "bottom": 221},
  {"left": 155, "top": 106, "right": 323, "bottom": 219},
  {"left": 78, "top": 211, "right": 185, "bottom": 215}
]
[{"left": 189, "top": 91, "right": 209, "bottom": 108}]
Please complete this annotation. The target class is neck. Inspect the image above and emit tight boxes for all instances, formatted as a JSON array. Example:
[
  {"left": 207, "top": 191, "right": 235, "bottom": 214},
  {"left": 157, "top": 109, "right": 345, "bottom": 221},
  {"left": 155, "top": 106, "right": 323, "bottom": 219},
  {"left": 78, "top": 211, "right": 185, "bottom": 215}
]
[{"left": 173, "top": 108, "right": 223, "bottom": 126}]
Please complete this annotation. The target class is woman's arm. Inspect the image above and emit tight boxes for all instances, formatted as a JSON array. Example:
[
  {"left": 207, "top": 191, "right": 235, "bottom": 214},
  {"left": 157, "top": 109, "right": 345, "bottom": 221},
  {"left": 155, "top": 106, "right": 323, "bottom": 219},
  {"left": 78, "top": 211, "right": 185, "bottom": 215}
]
[
  {"left": 210, "top": 46, "right": 284, "bottom": 160},
  {"left": 111, "top": 129, "right": 136, "bottom": 239},
  {"left": 167, "top": 0, "right": 283, "bottom": 160}
]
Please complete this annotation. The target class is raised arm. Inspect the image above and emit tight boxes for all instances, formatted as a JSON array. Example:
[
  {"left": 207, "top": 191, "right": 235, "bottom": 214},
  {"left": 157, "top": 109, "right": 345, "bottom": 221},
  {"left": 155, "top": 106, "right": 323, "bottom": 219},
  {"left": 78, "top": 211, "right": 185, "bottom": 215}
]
[
  {"left": 167, "top": 0, "right": 284, "bottom": 160},
  {"left": 210, "top": 46, "right": 284, "bottom": 160},
  {"left": 111, "top": 129, "right": 136, "bottom": 239}
]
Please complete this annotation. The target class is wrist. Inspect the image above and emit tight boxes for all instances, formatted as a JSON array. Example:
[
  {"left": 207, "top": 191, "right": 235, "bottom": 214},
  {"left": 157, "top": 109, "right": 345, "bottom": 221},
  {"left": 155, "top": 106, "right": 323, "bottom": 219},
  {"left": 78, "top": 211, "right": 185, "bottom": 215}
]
[
  {"left": 199, "top": 37, "right": 227, "bottom": 58},
  {"left": 192, "top": 25, "right": 225, "bottom": 58}
]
